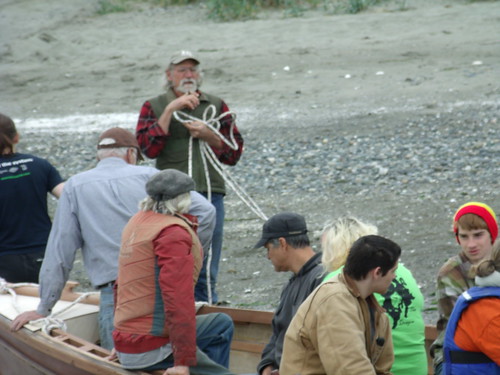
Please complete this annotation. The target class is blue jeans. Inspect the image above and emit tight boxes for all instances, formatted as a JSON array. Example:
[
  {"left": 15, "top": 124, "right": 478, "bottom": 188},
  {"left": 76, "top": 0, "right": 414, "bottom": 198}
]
[
  {"left": 196, "top": 313, "right": 233, "bottom": 368},
  {"left": 98, "top": 285, "right": 114, "bottom": 350},
  {"left": 196, "top": 193, "right": 225, "bottom": 304},
  {"left": 142, "top": 313, "right": 234, "bottom": 374}
]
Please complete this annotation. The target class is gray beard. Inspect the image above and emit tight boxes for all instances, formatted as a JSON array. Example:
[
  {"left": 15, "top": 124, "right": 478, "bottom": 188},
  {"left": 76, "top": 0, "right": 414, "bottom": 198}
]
[{"left": 176, "top": 79, "right": 199, "bottom": 94}]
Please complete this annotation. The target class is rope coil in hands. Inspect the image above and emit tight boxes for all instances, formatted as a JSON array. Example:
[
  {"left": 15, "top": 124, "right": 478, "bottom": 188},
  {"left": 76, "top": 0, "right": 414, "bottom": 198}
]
[
  {"left": 173, "top": 105, "right": 268, "bottom": 304},
  {"left": 173, "top": 105, "right": 267, "bottom": 221}
]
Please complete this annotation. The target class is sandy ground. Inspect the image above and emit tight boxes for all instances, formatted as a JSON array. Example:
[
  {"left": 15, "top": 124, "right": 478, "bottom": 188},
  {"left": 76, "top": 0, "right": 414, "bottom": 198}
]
[
  {"left": 2, "top": 0, "right": 499, "bottom": 119},
  {"left": 1, "top": 0, "right": 500, "bottom": 323}
]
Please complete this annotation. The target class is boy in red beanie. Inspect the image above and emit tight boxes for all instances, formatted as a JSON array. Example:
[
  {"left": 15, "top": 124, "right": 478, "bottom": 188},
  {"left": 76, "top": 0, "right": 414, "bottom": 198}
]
[{"left": 431, "top": 201, "right": 498, "bottom": 375}]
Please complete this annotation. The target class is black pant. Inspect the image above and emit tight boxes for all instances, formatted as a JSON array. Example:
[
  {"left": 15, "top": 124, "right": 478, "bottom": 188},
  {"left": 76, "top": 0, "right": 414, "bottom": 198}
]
[{"left": 0, "top": 251, "right": 44, "bottom": 283}]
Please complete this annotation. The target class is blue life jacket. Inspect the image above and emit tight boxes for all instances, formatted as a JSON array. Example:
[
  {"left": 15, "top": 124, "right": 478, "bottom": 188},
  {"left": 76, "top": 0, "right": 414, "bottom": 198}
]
[{"left": 443, "top": 286, "right": 500, "bottom": 375}]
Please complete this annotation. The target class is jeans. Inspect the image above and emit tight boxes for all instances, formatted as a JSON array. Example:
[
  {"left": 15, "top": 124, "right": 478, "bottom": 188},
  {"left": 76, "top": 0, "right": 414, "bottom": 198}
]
[
  {"left": 142, "top": 312, "right": 235, "bottom": 374},
  {"left": 196, "top": 313, "right": 233, "bottom": 368},
  {"left": 98, "top": 285, "right": 115, "bottom": 350},
  {"left": 196, "top": 193, "right": 225, "bottom": 304},
  {"left": 0, "top": 251, "right": 44, "bottom": 283}
]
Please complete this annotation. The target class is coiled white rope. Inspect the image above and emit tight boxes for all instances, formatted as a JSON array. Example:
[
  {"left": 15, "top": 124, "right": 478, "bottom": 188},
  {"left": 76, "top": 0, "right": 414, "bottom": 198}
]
[
  {"left": 32, "top": 290, "right": 98, "bottom": 334},
  {"left": 173, "top": 105, "right": 268, "bottom": 304},
  {"left": 36, "top": 317, "right": 68, "bottom": 335},
  {"left": 173, "top": 105, "right": 268, "bottom": 221},
  {"left": 0, "top": 278, "right": 98, "bottom": 334}
]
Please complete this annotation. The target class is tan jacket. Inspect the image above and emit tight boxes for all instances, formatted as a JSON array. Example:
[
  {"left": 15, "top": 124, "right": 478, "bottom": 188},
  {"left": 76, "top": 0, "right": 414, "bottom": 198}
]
[{"left": 280, "top": 273, "right": 394, "bottom": 375}]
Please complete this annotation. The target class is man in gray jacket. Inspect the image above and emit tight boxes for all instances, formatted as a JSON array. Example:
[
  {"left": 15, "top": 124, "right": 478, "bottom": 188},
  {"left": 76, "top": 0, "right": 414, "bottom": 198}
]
[
  {"left": 11, "top": 127, "right": 215, "bottom": 351},
  {"left": 254, "top": 212, "right": 323, "bottom": 375}
]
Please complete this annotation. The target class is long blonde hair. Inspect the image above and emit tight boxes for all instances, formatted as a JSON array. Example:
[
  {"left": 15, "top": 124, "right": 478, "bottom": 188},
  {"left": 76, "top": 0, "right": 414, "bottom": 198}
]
[{"left": 321, "top": 217, "right": 378, "bottom": 273}]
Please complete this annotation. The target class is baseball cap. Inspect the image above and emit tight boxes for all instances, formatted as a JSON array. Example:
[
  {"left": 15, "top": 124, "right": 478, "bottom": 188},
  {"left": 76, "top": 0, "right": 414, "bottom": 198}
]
[
  {"left": 170, "top": 50, "right": 200, "bottom": 65},
  {"left": 254, "top": 212, "right": 308, "bottom": 248},
  {"left": 97, "top": 127, "right": 143, "bottom": 161}
]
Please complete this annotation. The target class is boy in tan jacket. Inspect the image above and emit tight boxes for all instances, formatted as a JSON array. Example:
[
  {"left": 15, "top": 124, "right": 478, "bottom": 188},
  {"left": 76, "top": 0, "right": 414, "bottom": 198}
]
[{"left": 280, "top": 235, "right": 400, "bottom": 375}]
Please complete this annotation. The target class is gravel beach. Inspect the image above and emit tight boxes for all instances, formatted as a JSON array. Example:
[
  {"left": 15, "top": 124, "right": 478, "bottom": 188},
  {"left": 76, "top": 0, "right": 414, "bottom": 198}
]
[
  {"left": 3, "top": 0, "right": 500, "bottom": 325},
  {"left": 17, "top": 101, "right": 500, "bottom": 324}
]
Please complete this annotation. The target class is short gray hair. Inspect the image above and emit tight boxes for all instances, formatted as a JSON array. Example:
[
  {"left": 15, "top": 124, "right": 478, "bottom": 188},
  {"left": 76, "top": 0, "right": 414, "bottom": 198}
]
[
  {"left": 97, "top": 147, "right": 130, "bottom": 160},
  {"left": 267, "top": 234, "right": 310, "bottom": 248}
]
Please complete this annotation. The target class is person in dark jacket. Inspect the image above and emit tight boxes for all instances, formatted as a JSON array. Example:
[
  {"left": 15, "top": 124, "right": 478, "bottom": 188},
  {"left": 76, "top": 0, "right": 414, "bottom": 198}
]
[{"left": 253, "top": 212, "right": 323, "bottom": 375}]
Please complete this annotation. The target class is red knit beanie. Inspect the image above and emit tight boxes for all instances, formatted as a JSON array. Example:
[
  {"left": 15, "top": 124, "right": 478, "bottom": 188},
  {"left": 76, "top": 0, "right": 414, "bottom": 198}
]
[{"left": 453, "top": 202, "right": 498, "bottom": 244}]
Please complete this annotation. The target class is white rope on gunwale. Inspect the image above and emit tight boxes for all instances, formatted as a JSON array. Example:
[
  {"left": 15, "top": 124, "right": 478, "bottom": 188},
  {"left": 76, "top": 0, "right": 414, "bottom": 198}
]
[
  {"left": 0, "top": 277, "right": 98, "bottom": 335},
  {"left": 0, "top": 278, "right": 39, "bottom": 315}
]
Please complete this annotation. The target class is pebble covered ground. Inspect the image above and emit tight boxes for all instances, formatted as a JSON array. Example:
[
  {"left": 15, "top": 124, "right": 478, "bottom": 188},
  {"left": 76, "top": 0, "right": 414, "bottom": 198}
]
[{"left": 17, "top": 101, "right": 500, "bottom": 324}]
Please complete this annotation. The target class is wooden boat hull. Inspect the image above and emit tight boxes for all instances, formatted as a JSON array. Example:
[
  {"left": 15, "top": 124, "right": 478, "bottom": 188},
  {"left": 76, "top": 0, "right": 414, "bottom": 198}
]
[
  {"left": 0, "top": 282, "right": 153, "bottom": 375},
  {"left": 202, "top": 305, "right": 437, "bottom": 375},
  {"left": 0, "top": 313, "right": 142, "bottom": 375},
  {"left": 1, "top": 282, "right": 437, "bottom": 374}
]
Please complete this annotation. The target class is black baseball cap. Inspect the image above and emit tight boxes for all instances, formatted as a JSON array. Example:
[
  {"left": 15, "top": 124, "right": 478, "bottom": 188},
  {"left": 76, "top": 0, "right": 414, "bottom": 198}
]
[{"left": 254, "top": 212, "right": 308, "bottom": 248}]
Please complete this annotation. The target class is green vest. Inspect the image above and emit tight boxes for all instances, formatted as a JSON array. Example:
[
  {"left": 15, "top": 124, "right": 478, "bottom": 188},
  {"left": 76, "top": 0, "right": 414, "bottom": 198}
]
[{"left": 149, "top": 89, "right": 226, "bottom": 194}]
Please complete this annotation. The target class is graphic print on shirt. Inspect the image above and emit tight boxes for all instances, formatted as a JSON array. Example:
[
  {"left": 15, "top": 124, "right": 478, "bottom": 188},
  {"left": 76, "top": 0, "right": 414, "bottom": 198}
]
[
  {"left": 0, "top": 158, "right": 32, "bottom": 180},
  {"left": 381, "top": 276, "right": 415, "bottom": 329}
]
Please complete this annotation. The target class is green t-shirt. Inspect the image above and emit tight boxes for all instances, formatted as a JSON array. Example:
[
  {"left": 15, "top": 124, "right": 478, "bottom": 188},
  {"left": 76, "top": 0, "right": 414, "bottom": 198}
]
[{"left": 324, "top": 264, "right": 427, "bottom": 375}]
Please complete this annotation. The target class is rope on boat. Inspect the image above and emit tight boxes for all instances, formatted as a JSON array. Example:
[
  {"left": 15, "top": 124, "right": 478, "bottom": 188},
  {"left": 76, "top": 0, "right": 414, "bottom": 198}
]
[
  {"left": 173, "top": 105, "right": 268, "bottom": 305},
  {"left": 31, "top": 289, "right": 96, "bottom": 334},
  {"left": 37, "top": 317, "right": 68, "bottom": 334},
  {"left": 0, "top": 278, "right": 39, "bottom": 314},
  {"left": 31, "top": 290, "right": 98, "bottom": 334},
  {"left": 0, "top": 277, "right": 98, "bottom": 334}
]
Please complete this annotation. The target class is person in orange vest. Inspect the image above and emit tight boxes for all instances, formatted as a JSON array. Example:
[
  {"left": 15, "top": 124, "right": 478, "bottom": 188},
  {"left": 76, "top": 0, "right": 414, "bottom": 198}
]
[
  {"left": 443, "top": 241, "right": 500, "bottom": 373},
  {"left": 431, "top": 202, "right": 498, "bottom": 374},
  {"left": 113, "top": 169, "right": 235, "bottom": 375}
]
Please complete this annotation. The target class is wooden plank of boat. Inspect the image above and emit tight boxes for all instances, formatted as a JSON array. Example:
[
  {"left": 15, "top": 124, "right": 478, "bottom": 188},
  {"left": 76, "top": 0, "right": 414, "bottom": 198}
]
[
  {"left": 199, "top": 305, "right": 438, "bottom": 375},
  {"left": 0, "top": 282, "right": 159, "bottom": 375},
  {"left": 1, "top": 282, "right": 438, "bottom": 375},
  {"left": 0, "top": 312, "right": 160, "bottom": 375}
]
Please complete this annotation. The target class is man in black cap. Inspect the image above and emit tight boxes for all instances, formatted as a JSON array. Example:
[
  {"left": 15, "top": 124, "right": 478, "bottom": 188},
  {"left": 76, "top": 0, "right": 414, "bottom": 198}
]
[
  {"left": 136, "top": 50, "right": 244, "bottom": 305},
  {"left": 254, "top": 212, "right": 323, "bottom": 375}
]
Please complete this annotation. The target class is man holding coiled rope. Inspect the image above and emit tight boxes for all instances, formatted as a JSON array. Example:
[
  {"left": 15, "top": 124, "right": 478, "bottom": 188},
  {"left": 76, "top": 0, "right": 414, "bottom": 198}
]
[{"left": 136, "top": 50, "right": 244, "bottom": 305}]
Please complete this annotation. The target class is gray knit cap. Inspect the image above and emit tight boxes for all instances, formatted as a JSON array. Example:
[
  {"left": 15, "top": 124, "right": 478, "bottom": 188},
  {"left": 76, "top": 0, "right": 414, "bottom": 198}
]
[{"left": 146, "top": 169, "right": 195, "bottom": 201}]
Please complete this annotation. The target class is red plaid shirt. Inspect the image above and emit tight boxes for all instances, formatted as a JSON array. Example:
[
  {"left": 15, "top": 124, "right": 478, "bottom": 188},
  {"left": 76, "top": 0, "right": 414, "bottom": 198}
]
[{"left": 136, "top": 97, "right": 243, "bottom": 166}]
